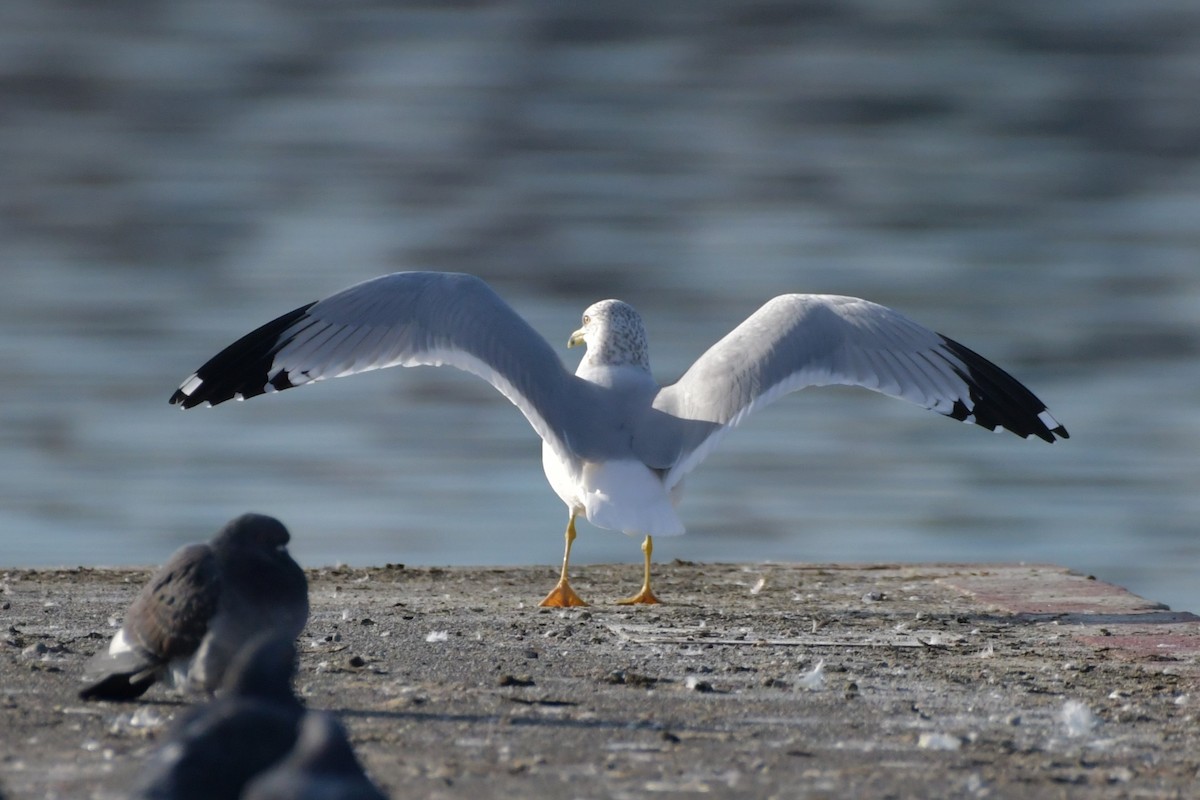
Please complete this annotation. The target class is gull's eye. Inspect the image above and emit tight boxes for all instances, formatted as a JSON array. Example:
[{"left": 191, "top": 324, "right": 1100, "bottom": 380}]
[{"left": 583, "top": 314, "right": 591, "bottom": 324}]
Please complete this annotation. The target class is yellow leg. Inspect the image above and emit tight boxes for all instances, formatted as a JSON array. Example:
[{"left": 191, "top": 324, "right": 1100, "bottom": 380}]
[
  {"left": 539, "top": 512, "right": 588, "bottom": 607},
  {"left": 617, "top": 535, "right": 661, "bottom": 605}
]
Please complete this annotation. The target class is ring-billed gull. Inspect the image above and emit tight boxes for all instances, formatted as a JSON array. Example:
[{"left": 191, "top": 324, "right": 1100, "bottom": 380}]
[{"left": 170, "top": 272, "right": 1067, "bottom": 606}]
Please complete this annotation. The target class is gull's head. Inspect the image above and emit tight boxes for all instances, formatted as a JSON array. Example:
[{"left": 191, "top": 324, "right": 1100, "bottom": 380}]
[{"left": 569, "top": 299, "right": 650, "bottom": 369}]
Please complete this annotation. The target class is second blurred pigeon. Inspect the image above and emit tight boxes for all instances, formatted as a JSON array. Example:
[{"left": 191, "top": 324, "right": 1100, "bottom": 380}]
[
  {"left": 80, "top": 513, "right": 309, "bottom": 701},
  {"left": 133, "top": 634, "right": 306, "bottom": 800},
  {"left": 243, "top": 712, "right": 389, "bottom": 800}
]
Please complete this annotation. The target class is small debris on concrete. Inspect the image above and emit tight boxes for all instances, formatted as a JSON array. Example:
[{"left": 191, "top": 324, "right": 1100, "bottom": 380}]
[
  {"left": 1060, "top": 699, "right": 1098, "bottom": 737},
  {"left": 798, "top": 659, "right": 826, "bottom": 690},
  {"left": 918, "top": 732, "right": 963, "bottom": 751}
]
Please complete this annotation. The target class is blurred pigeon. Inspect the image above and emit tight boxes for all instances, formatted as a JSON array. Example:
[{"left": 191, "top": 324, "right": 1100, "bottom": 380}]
[
  {"left": 133, "top": 634, "right": 305, "bottom": 800},
  {"left": 243, "top": 712, "right": 389, "bottom": 800},
  {"left": 80, "top": 513, "right": 309, "bottom": 701}
]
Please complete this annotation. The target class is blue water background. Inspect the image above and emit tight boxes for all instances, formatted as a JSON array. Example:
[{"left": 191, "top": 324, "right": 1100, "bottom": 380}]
[{"left": 1, "top": 3, "right": 1197, "bottom": 610}]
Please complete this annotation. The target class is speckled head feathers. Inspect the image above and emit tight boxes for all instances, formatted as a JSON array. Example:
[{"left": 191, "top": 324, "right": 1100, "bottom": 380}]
[{"left": 570, "top": 300, "right": 650, "bottom": 369}]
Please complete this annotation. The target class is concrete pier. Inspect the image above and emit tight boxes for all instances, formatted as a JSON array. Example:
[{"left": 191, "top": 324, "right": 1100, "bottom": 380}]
[{"left": 3, "top": 562, "right": 1198, "bottom": 799}]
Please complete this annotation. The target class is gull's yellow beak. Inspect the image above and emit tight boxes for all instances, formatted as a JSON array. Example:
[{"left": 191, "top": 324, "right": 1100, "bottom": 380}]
[{"left": 567, "top": 328, "right": 585, "bottom": 348}]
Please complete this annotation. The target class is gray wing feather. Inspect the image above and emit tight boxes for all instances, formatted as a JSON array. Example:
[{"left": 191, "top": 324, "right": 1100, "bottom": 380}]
[
  {"left": 171, "top": 272, "right": 594, "bottom": 457},
  {"left": 82, "top": 544, "right": 220, "bottom": 686},
  {"left": 637, "top": 294, "right": 1066, "bottom": 488},
  {"left": 125, "top": 544, "right": 222, "bottom": 662}
]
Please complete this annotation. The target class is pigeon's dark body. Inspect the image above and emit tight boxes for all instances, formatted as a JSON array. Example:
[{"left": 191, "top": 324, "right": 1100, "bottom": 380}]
[
  {"left": 80, "top": 513, "right": 309, "bottom": 701},
  {"left": 133, "top": 635, "right": 306, "bottom": 800},
  {"left": 244, "top": 712, "right": 389, "bottom": 800}
]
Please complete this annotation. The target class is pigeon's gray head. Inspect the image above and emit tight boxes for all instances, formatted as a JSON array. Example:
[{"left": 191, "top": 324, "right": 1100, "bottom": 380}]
[
  {"left": 569, "top": 299, "right": 649, "bottom": 369},
  {"left": 212, "top": 513, "right": 291, "bottom": 552}
]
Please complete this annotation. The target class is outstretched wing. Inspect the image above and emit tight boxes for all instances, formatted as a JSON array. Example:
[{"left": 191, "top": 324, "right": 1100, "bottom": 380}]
[
  {"left": 637, "top": 294, "right": 1067, "bottom": 488},
  {"left": 169, "top": 272, "right": 592, "bottom": 456}
]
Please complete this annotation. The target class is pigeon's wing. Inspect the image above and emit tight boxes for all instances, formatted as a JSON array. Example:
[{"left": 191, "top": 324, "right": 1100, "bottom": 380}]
[
  {"left": 125, "top": 544, "right": 223, "bottom": 660},
  {"left": 80, "top": 544, "right": 221, "bottom": 701}
]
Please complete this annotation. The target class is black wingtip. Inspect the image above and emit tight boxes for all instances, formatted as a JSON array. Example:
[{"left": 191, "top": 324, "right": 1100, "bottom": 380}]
[
  {"left": 168, "top": 384, "right": 193, "bottom": 407},
  {"left": 1043, "top": 418, "right": 1070, "bottom": 442},
  {"left": 939, "top": 337, "right": 1068, "bottom": 444},
  {"left": 169, "top": 302, "right": 317, "bottom": 409}
]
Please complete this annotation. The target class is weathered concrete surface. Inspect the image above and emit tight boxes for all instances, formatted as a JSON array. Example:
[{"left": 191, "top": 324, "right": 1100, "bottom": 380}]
[{"left": 3, "top": 562, "right": 1199, "bottom": 799}]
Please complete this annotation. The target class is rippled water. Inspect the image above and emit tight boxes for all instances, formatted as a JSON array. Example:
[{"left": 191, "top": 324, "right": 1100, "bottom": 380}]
[{"left": 2, "top": 2, "right": 1198, "bottom": 611}]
